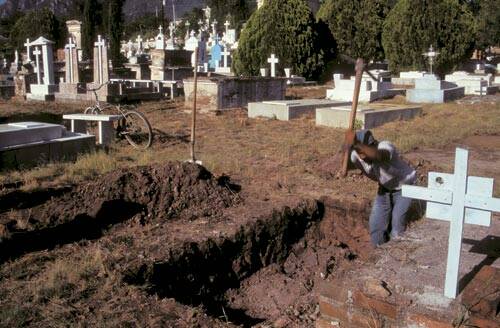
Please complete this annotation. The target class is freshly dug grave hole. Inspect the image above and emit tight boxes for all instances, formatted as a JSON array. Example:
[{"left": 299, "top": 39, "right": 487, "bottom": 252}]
[
  {"left": 0, "top": 162, "right": 240, "bottom": 262},
  {"left": 127, "top": 198, "right": 371, "bottom": 327}
]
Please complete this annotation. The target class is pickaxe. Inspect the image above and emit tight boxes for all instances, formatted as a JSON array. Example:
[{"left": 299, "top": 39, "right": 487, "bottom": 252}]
[{"left": 339, "top": 55, "right": 378, "bottom": 177}]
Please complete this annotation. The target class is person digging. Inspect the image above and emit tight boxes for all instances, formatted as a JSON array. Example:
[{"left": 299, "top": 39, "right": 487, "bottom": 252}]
[{"left": 344, "top": 129, "right": 417, "bottom": 246}]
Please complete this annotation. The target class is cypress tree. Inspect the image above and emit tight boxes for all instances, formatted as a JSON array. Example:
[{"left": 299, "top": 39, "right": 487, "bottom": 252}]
[
  {"left": 82, "top": 0, "right": 99, "bottom": 61},
  {"left": 108, "top": 0, "right": 125, "bottom": 67},
  {"left": 382, "top": 0, "right": 475, "bottom": 74},
  {"left": 232, "top": 0, "right": 334, "bottom": 80}
]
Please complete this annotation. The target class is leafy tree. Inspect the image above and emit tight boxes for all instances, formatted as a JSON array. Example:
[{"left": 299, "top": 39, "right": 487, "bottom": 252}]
[
  {"left": 81, "top": 0, "right": 101, "bottom": 60},
  {"left": 9, "top": 8, "right": 65, "bottom": 51},
  {"left": 316, "top": 0, "right": 395, "bottom": 61},
  {"left": 107, "top": 0, "right": 126, "bottom": 67},
  {"left": 474, "top": 0, "right": 500, "bottom": 52},
  {"left": 382, "top": 0, "right": 475, "bottom": 74},
  {"left": 232, "top": 0, "right": 334, "bottom": 80}
]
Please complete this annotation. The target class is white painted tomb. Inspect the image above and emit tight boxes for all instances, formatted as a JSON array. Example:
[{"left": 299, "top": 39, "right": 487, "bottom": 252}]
[
  {"left": 327, "top": 74, "right": 404, "bottom": 102},
  {"left": 316, "top": 103, "right": 421, "bottom": 129},
  {"left": 444, "top": 71, "right": 498, "bottom": 95},
  {"left": 0, "top": 121, "right": 94, "bottom": 168},
  {"left": 407, "top": 74, "right": 464, "bottom": 103},
  {"left": 248, "top": 99, "right": 351, "bottom": 121},
  {"left": 402, "top": 148, "right": 500, "bottom": 299}
]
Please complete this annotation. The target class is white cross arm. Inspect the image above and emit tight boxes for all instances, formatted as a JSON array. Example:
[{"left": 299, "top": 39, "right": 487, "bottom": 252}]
[
  {"left": 403, "top": 185, "right": 500, "bottom": 212},
  {"left": 465, "top": 195, "right": 500, "bottom": 212},
  {"left": 402, "top": 185, "right": 452, "bottom": 204}
]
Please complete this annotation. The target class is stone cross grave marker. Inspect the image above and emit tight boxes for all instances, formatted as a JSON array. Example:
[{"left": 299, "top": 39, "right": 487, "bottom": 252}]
[
  {"left": 423, "top": 45, "right": 439, "bottom": 75},
  {"left": 156, "top": 26, "right": 165, "bottom": 50},
  {"left": 65, "top": 37, "right": 78, "bottom": 83},
  {"left": 402, "top": 148, "right": 500, "bottom": 299},
  {"left": 212, "top": 20, "right": 217, "bottom": 36},
  {"left": 33, "top": 47, "right": 42, "bottom": 84},
  {"left": 267, "top": 54, "right": 279, "bottom": 77},
  {"left": 168, "top": 22, "right": 175, "bottom": 39},
  {"left": 24, "top": 38, "right": 31, "bottom": 63},
  {"left": 136, "top": 35, "right": 143, "bottom": 54},
  {"left": 224, "top": 20, "right": 230, "bottom": 33},
  {"left": 94, "top": 35, "right": 107, "bottom": 84}
]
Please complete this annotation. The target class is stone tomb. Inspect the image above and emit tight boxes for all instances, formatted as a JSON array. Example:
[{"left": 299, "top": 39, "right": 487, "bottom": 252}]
[
  {"left": 248, "top": 99, "right": 351, "bottom": 121},
  {"left": 149, "top": 49, "right": 192, "bottom": 81},
  {"left": 327, "top": 73, "right": 404, "bottom": 103},
  {"left": 391, "top": 71, "right": 427, "bottom": 86},
  {"left": 26, "top": 37, "right": 58, "bottom": 101},
  {"left": 184, "top": 77, "right": 287, "bottom": 112},
  {"left": 0, "top": 122, "right": 94, "bottom": 169},
  {"left": 316, "top": 103, "right": 422, "bottom": 129},
  {"left": 407, "top": 75, "right": 465, "bottom": 103},
  {"left": 444, "top": 71, "right": 498, "bottom": 95}
]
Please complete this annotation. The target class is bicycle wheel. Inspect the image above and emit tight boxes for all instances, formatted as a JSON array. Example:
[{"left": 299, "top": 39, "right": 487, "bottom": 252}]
[
  {"left": 84, "top": 106, "right": 101, "bottom": 114},
  {"left": 119, "top": 109, "right": 153, "bottom": 149}
]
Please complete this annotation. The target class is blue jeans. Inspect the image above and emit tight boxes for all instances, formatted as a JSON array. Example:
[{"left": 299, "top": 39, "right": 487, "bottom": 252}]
[{"left": 369, "top": 186, "right": 412, "bottom": 246}]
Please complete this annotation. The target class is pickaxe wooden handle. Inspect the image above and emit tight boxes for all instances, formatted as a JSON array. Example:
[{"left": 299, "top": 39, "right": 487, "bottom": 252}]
[{"left": 341, "top": 58, "right": 365, "bottom": 177}]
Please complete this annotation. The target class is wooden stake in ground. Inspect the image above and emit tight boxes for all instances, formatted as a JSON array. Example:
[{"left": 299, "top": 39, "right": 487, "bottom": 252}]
[
  {"left": 190, "top": 47, "right": 199, "bottom": 162},
  {"left": 341, "top": 58, "right": 365, "bottom": 177}
]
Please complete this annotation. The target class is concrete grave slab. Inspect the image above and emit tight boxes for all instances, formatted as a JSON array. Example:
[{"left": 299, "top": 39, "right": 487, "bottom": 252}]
[
  {"left": 0, "top": 121, "right": 94, "bottom": 169},
  {"left": 248, "top": 99, "right": 351, "bottom": 121},
  {"left": 316, "top": 104, "right": 422, "bottom": 129}
]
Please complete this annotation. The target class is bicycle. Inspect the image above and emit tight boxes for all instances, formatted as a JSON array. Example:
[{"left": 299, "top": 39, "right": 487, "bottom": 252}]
[{"left": 81, "top": 82, "right": 153, "bottom": 150}]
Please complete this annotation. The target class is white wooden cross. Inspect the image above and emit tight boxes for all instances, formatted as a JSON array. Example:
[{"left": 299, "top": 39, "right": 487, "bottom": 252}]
[
  {"left": 224, "top": 20, "right": 230, "bottom": 33},
  {"left": 423, "top": 45, "right": 439, "bottom": 75},
  {"left": 158, "top": 25, "right": 163, "bottom": 35},
  {"left": 65, "top": 37, "right": 76, "bottom": 83},
  {"left": 402, "top": 148, "right": 500, "bottom": 299},
  {"left": 33, "top": 47, "right": 42, "bottom": 84},
  {"left": 94, "top": 35, "right": 106, "bottom": 84},
  {"left": 221, "top": 47, "right": 230, "bottom": 68},
  {"left": 24, "top": 38, "right": 31, "bottom": 63},
  {"left": 267, "top": 54, "right": 279, "bottom": 77}
]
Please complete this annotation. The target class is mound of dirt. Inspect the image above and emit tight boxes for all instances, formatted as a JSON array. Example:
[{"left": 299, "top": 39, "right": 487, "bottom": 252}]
[{"left": 11, "top": 162, "right": 240, "bottom": 232}]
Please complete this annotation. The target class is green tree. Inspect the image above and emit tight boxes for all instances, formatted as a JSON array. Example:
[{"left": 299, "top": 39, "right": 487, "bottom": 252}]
[
  {"left": 232, "top": 0, "right": 334, "bottom": 80},
  {"left": 107, "top": 0, "right": 126, "bottom": 67},
  {"left": 382, "top": 0, "right": 475, "bottom": 74},
  {"left": 207, "top": 0, "right": 251, "bottom": 33},
  {"left": 474, "top": 0, "right": 500, "bottom": 53},
  {"left": 81, "top": 0, "right": 101, "bottom": 60},
  {"left": 9, "top": 8, "right": 65, "bottom": 51},
  {"left": 316, "top": 0, "right": 395, "bottom": 61}
]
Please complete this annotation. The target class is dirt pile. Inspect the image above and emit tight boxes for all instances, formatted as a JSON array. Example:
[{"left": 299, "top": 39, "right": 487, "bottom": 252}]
[
  {"left": 40, "top": 162, "right": 239, "bottom": 225},
  {"left": 0, "top": 162, "right": 240, "bottom": 262}
]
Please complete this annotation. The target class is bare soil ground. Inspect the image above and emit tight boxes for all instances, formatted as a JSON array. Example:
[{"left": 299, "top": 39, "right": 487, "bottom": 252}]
[{"left": 0, "top": 91, "right": 499, "bottom": 327}]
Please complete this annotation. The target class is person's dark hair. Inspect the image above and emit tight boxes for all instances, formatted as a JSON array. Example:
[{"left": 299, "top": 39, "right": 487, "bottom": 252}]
[{"left": 355, "top": 130, "right": 378, "bottom": 146}]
